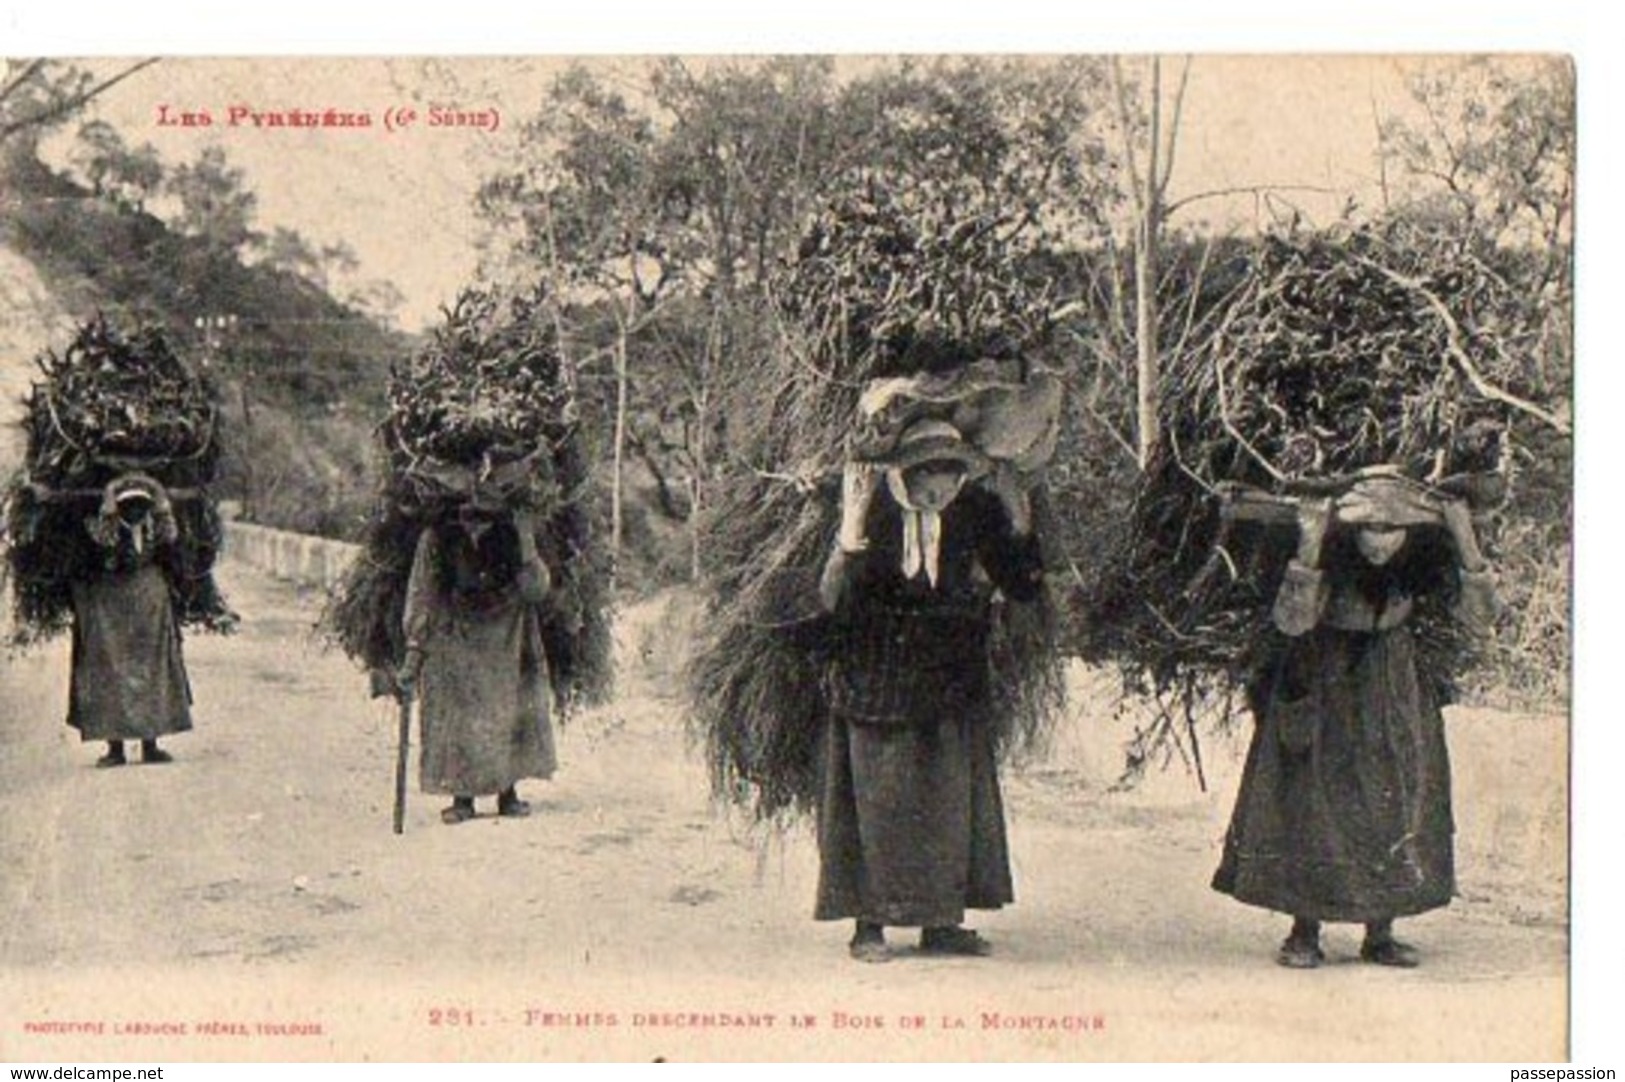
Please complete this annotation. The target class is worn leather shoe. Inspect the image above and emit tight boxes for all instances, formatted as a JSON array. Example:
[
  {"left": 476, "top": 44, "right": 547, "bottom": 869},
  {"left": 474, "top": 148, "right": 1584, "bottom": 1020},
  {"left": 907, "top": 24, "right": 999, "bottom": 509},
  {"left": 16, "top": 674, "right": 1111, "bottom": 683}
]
[
  {"left": 1276, "top": 936, "right": 1325, "bottom": 969},
  {"left": 440, "top": 798, "right": 476, "bottom": 825},
  {"left": 920, "top": 926, "right": 993, "bottom": 957},
  {"left": 1360, "top": 938, "right": 1421, "bottom": 967},
  {"left": 849, "top": 923, "right": 890, "bottom": 963}
]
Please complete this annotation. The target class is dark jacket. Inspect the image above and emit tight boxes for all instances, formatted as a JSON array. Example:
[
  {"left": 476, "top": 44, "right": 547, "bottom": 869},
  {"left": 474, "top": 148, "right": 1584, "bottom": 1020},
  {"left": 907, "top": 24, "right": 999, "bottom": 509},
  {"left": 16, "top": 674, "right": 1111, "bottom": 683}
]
[{"left": 820, "top": 486, "right": 1043, "bottom": 724}]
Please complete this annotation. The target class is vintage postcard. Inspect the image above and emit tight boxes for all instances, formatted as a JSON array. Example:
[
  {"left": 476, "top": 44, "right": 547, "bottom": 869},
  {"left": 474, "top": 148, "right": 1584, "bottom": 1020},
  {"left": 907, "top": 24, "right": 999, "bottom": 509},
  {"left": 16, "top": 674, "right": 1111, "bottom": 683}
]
[{"left": 0, "top": 51, "right": 1576, "bottom": 1063}]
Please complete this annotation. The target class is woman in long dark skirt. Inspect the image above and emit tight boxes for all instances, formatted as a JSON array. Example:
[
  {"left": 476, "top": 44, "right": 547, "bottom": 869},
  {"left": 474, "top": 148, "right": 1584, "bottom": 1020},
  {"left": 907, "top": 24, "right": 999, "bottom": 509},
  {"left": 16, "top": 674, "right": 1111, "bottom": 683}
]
[
  {"left": 68, "top": 474, "right": 193, "bottom": 767},
  {"left": 1212, "top": 479, "right": 1496, "bottom": 968},
  {"left": 815, "top": 419, "right": 1045, "bottom": 962},
  {"left": 397, "top": 506, "right": 557, "bottom": 824}
]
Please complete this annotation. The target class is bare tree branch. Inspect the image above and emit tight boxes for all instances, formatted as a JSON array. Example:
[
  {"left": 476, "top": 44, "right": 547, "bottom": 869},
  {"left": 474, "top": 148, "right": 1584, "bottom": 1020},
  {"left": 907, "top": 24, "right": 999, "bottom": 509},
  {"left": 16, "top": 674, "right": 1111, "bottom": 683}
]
[
  {"left": 0, "top": 59, "right": 48, "bottom": 110},
  {"left": 1079, "top": 393, "right": 1142, "bottom": 467},
  {"left": 1370, "top": 91, "right": 1392, "bottom": 213},
  {"left": 1165, "top": 183, "right": 1343, "bottom": 218},
  {"left": 1213, "top": 337, "right": 1287, "bottom": 484},
  {"left": 1156, "top": 55, "right": 1193, "bottom": 199},
  {"left": 1099, "top": 230, "right": 1133, "bottom": 348},
  {"left": 0, "top": 58, "right": 160, "bottom": 141},
  {"left": 1169, "top": 234, "right": 1215, "bottom": 360},
  {"left": 1356, "top": 255, "right": 1572, "bottom": 435},
  {"left": 1110, "top": 58, "right": 1146, "bottom": 219}
]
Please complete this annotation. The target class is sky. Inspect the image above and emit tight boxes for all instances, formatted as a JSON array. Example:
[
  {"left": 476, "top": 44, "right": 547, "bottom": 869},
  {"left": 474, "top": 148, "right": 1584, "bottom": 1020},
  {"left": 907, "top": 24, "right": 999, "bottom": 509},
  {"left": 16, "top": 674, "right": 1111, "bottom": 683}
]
[{"left": 35, "top": 54, "right": 1448, "bottom": 332}]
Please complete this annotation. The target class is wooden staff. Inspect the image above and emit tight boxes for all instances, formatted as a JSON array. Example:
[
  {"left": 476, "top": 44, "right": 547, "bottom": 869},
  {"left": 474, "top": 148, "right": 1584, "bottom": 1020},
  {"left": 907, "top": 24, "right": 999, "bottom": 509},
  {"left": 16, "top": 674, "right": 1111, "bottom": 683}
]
[
  {"left": 1215, "top": 483, "right": 1306, "bottom": 526},
  {"left": 1215, "top": 479, "right": 1460, "bottom": 528},
  {"left": 392, "top": 692, "right": 412, "bottom": 835}
]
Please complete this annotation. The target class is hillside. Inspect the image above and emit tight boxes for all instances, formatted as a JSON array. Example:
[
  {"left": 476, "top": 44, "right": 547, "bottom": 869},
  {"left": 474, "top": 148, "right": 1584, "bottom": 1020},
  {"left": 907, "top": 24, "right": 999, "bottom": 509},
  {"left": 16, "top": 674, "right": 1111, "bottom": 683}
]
[
  {"left": 0, "top": 245, "right": 73, "bottom": 475},
  {"left": 0, "top": 152, "right": 410, "bottom": 539}
]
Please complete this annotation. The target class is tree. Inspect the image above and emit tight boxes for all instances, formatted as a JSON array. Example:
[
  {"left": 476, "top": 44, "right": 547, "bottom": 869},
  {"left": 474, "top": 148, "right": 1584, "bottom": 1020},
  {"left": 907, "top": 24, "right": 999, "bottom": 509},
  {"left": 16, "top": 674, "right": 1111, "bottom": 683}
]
[
  {"left": 479, "top": 57, "right": 1126, "bottom": 586},
  {"left": 71, "top": 119, "right": 123, "bottom": 197},
  {"left": 641, "top": 58, "right": 847, "bottom": 578},
  {"left": 72, "top": 120, "right": 165, "bottom": 211},
  {"left": 0, "top": 58, "right": 159, "bottom": 150},
  {"left": 480, "top": 59, "right": 844, "bottom": 579},
  {"left": 165, "top": 145, "right": 260, "bottom": 260},
  {"left": 1372, "top": 56, "right": 1573, "bottom": 442},
  {"left": 1374, "top": 56, "right": 1574, "bottom": 705},
  {"left": 477, "top": 63, "right": 677, "bottom": 571},
  {"left": 835, "top": 56, "right": 1116, "bottom": 244},
  {"left": 646, "top": 57, "right": 842, "bottom": 292},
  {"left": 1110, "top": 56, "right": 1191, "bottom": 469},
  {"left": 261, "top": 226, "right": 361, "bottom": 294},
  {"left": 1085, "top": 56, "right": 1352, "bottom": 475},
  {"left": 1381, "top": 57, "right": 1573, "bottom": 261}
]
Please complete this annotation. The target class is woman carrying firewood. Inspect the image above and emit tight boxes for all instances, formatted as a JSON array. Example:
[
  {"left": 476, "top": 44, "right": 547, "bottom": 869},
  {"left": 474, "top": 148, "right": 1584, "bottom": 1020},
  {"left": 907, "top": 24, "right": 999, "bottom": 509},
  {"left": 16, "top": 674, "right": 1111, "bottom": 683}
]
[
  {"left": 815, "top": 417, "right": 1045, "bottom": 962},
  {"left": 5, "top": 317, "right": 232, "bottom": 766},
  {"left": 395, "top": 502, "right": 557, "bottom": 824},
  {"left": 1211, "top": 470, "right": 1497, "bottom": 968},
  {"left": 67, "top": 473, "right": 193, "bottom": 767},
  {"left": 326, "top": 286, "right": 610, "bottom": 833}
]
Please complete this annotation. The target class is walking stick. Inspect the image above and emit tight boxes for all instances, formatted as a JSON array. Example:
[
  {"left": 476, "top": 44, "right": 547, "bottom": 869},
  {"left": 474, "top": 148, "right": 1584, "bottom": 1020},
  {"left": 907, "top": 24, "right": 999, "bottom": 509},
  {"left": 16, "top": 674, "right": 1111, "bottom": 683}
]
[{"left": 393, "top": 692, "right": 412, "bottom": 835}]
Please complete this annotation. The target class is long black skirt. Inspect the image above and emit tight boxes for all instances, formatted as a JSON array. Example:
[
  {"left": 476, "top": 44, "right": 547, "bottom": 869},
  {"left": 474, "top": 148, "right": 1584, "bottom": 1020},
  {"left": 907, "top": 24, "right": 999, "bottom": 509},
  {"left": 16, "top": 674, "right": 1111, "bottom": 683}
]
[
  {"left": 814, "top": 709, "right": 1013, "bottom": 927},
  {"left": 67, "top": 562, "right": 192, "bottom": 743},
  {"left": 1212, "top": 624, "right": 1455, "bottom": 922}
]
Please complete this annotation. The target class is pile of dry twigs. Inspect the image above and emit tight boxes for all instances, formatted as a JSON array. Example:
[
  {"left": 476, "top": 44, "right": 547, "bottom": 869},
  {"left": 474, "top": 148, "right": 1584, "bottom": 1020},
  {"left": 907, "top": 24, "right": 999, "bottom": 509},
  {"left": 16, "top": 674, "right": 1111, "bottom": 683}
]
[
  {"left": 690, "top": 179, "right": 1066, "bottom": 822},
  {"left": 4, "top": 316, "right": 233, "bottom": 646},
  {"left": 323, "top": 286, "right": 612, "bottom": 712},
  {"left": 1083, "top": 219, "right": 1568, "bottom": 779}
]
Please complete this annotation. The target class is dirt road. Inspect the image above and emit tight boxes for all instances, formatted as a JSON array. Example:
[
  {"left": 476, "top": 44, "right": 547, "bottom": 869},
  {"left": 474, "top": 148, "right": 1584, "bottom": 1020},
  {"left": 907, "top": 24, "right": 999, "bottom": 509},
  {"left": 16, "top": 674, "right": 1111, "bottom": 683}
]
[{"left": 0, "top": 561, "right": 1568, "bottom": 1062}]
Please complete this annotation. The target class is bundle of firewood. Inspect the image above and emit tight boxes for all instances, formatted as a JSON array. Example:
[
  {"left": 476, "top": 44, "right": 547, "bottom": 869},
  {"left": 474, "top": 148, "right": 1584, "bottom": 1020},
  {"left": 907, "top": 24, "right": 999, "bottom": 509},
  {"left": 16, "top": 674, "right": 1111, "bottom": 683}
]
[
  {"left": 324, "top": 286, "right": 611, "bottom": 713},
  {"left": 691, "top": 179, "right": 1066, "bottom": 823},
  {"left": 1083, "top": 218, "right": 1565, "bottom": 764},
  {"left": 3, "top": 316, "right": 233, "bottom": 645}
]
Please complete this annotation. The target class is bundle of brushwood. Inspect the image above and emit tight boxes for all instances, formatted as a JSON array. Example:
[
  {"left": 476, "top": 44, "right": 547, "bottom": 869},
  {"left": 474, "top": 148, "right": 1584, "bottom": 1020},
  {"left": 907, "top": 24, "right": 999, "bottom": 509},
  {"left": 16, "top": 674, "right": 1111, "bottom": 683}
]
[
  {"left": 324, "top": 285, "right": 611, "bottom": 712},
  {"left": 690, "top": 177, "right": 1066, "bottom": 823},
  {"left": 3, "top": 316, "right": 234, "bottom": 646},
  {"left": 773, "top": 176, "right": 1058, "bottom": 378},
  {"left": 1083, "top": 219, "right": 1568, "bottom": 777}
]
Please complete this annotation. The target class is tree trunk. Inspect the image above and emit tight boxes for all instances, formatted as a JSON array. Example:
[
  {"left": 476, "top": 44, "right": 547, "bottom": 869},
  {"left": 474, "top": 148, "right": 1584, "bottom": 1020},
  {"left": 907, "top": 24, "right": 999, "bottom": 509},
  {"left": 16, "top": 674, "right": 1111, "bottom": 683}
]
[
  {"left": 611, "top": 319, "right": 629, "bottom": 578},
  {"left": 625, "top": 430, "right": 688, "bottom": 522},
  {"left": 239, "top": 377, "right": 257, "bottom": 522},
  {"left": 690, "top": 393, "right": 707, "bottom": 584},
  {"left": 1134, "top": 216, "right": 1160, "bottom": 469},
  {"left": 1135, "top": 59, "right": 1163, "bottom": 470}
]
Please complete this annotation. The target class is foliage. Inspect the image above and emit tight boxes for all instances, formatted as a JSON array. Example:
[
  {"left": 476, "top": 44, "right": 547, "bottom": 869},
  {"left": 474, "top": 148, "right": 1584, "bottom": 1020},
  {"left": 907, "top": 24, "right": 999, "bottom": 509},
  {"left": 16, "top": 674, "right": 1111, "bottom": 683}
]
[
  {"left": 774, "top": 175, "right": 1063, "bottom": 375},
  {"left": 387, "top": 289, "right": 577, "bottom": 467},
  {"left": 2, "top": 148, "right": 409, "bottom": 542},
  {"left": 71, "top": 120, "right": 163, "bottom": 211},
  {"left": 163, "top": 146, "right": 260, "bottom": 260},
  {"left": 21, "top": 316, "right": 220, "bottom": 476}
]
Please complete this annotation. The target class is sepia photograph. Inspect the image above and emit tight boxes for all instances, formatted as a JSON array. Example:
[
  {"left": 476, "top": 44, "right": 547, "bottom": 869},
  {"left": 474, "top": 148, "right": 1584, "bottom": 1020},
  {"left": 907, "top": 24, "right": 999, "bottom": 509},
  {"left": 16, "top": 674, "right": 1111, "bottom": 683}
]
[{"left": 0, "top": 33, "right": 1585, "bottom": 1065}]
